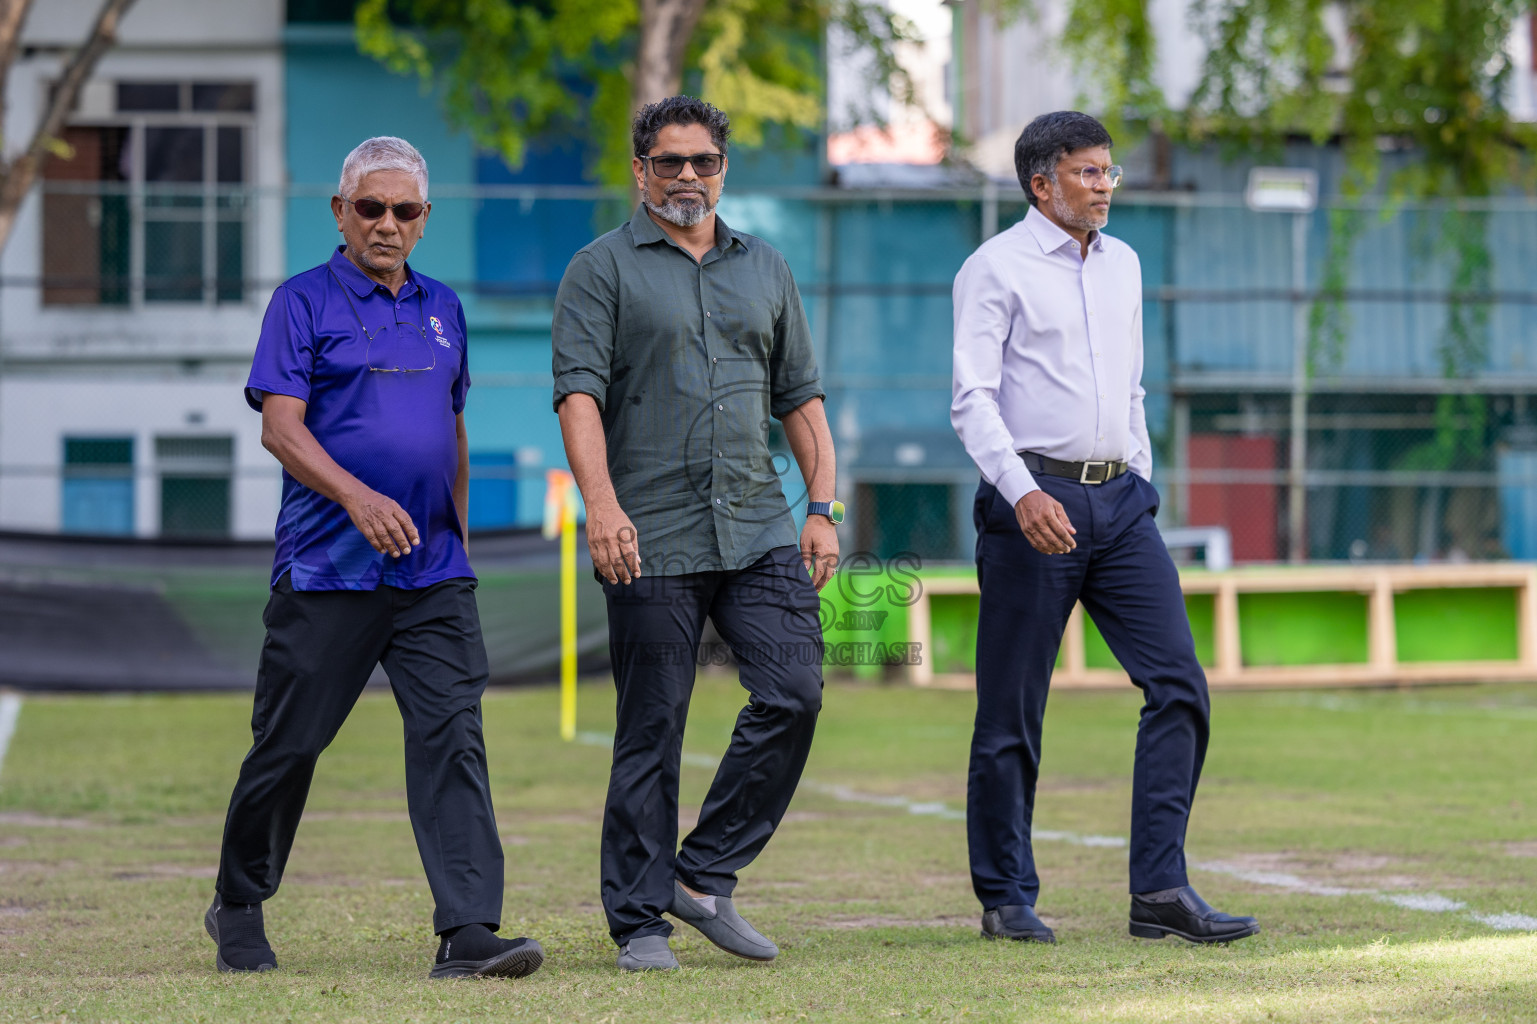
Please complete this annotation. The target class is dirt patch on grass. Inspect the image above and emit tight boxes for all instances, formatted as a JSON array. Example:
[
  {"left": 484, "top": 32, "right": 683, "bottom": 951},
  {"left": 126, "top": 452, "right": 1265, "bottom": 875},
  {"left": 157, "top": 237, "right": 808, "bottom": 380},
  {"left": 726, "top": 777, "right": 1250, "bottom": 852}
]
[
  {"left": 1198, "top": 850, "right": 1456, "bottom": 893},
  {"left": 0, "top": 859, "right": 77, "bottom": 877},
  {"left": 1038, "top": 777, "right": 1119, "bottom": 794},
  {"left": 298, "top": 810, "right": 411, "bottom": 823},
  {"left": 1502, "top": 841, "right": 1537, "bottom": 858},
  {"left": 0, "top": 812, "right": 97, "bottom": 829},
  {"left": 109, "top": 864, "right": 219, "bottom": 882},
  {"left": 913, "top": 873, "right": 972, "bottom": 888},
  {"left": 822, "top": 914, "right": 973, "bottom": 929}
]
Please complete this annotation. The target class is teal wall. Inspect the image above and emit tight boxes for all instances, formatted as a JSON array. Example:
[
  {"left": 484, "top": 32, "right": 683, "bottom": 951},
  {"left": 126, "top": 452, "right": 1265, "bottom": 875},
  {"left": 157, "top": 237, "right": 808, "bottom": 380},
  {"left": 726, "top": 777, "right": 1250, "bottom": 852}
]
[{"left": 283, "top": 25, "right": 476, "bottom": 285}]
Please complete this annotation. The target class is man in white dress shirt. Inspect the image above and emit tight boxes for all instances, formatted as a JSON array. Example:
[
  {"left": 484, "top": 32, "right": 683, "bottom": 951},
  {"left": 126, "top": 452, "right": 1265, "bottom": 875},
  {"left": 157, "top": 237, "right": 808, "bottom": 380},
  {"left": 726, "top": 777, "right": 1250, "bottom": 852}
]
[{"left": 950, "top": 111, "right": 1259, "bottom": 945}]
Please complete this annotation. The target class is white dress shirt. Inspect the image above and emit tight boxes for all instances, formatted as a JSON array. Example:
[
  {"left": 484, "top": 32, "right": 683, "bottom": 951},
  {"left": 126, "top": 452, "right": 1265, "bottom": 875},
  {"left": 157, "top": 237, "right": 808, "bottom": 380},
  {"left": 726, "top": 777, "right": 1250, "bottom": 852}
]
[{"left": 951, "top": 204, "right": 1150, "bottom": 509}]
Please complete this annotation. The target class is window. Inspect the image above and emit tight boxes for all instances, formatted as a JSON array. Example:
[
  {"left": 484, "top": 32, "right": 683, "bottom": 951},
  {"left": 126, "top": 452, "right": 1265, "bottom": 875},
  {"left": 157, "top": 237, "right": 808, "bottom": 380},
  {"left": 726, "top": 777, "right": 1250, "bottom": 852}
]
[
  {"left": 157, "top": 435, "right": 233, "bottom": 537},
  {"left": 62, "top": 437, "right": 135, "bottom": 535},
  {"left": 42, "top": 80, "right": 255, "bottom": 307}
]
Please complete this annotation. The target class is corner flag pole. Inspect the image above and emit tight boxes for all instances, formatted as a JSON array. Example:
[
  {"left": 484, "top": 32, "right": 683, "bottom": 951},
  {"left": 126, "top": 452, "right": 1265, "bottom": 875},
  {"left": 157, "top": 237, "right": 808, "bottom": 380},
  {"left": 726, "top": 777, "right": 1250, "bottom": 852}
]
[{"left": 544, "top": 469, "right": 579, "bottom": 740}]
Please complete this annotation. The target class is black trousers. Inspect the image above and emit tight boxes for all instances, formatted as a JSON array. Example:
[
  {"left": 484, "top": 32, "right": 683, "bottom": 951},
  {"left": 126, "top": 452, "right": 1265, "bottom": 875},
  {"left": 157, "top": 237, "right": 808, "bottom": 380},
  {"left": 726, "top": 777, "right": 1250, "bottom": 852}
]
[
  {"left": 216, "top": 573, "right": 504, "bottom": 934},
  {"left": 969, "top": 473, "right": 1211, "bottom": 909},
  {"left": 599, "top": 545, "right": 824, "bottom": 946}
]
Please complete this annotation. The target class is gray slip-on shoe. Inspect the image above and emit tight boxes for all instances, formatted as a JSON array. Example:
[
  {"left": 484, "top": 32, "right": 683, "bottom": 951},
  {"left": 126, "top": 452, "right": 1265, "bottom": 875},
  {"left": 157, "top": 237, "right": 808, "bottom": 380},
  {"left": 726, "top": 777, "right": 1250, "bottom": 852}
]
[
  {"left": 668, "top": 880, "right": 778, "bottom": 962},
  {"left": 617, "top": 934, "right": 679, "bottom": 971}
]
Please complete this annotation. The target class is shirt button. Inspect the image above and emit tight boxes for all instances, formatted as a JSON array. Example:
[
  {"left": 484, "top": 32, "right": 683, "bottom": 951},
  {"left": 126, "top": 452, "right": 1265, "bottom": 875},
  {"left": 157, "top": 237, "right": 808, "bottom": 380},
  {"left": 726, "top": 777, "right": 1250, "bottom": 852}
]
[
  {"left": 712, "top": 357, "right": 717, "bottom": 363},
  {"left": 706, "top": 311, "right": 712, "bottom": 317},
  {"left": 717, "top": 451, "right": 723, "bottom": 457},
  {"left": 717, "top": 404, "right": 723, "bottom": 411},
  {"left": 715, "top": 498, "right": 722, "bottom": 505}
]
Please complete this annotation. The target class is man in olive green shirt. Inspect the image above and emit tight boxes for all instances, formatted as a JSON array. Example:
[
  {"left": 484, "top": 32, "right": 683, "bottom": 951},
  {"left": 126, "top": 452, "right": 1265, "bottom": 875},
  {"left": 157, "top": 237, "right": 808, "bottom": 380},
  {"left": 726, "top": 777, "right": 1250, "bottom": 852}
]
[{"left": 552, "top": 96, "right": 839, "bottom": 972}]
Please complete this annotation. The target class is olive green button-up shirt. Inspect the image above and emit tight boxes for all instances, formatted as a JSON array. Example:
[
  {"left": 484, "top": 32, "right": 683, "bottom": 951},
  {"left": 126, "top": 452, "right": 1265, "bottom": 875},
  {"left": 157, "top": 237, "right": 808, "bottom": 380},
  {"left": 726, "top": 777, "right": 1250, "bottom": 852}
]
[{"left": 552, "top": 206, "right": 824, "bottom": 576}]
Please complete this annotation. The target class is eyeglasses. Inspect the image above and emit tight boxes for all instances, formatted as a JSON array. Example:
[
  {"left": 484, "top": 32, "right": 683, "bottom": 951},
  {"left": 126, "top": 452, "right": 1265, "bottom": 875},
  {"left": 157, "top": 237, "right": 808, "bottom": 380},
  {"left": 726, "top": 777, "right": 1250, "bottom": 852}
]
[
  {"left": 640, "top": 153, "right": 724, "bottom": 178},
  {"left": 340, "top": 195, "right": 427, "bottom": 222},
  {"left": 1078, "top": 165, "right": 1124, "bottom": 190},
  {"left": 327, "top": 265, "right": 437, "bottom": 373}
]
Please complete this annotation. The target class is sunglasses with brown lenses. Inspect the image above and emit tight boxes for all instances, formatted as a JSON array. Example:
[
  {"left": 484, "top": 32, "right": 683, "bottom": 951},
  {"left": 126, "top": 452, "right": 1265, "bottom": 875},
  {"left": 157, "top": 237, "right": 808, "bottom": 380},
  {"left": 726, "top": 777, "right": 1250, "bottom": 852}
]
[{"left": 340, "top": 196, "right": 427, "bottom": 221}]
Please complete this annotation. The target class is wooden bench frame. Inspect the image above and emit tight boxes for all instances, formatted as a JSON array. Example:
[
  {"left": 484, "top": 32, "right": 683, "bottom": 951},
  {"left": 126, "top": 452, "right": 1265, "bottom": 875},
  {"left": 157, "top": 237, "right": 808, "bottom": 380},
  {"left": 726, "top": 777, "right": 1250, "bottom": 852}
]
[{"left": 908, "top": 564, "right": 1537, "bottom": 690}]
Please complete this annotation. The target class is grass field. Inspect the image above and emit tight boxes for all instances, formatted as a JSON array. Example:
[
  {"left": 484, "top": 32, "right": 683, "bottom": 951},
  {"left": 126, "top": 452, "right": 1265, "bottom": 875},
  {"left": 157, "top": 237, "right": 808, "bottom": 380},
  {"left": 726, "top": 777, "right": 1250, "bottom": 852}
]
[{"left": 1, "top": 677, "right": 1535, "bottom": 1023}]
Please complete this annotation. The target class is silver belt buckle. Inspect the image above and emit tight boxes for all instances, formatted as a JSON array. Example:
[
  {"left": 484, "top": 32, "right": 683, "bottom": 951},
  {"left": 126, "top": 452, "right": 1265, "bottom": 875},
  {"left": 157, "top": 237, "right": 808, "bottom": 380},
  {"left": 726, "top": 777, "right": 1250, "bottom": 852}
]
[{"left": 1079, "top": 460, "right": 1108, "bottom": 484}]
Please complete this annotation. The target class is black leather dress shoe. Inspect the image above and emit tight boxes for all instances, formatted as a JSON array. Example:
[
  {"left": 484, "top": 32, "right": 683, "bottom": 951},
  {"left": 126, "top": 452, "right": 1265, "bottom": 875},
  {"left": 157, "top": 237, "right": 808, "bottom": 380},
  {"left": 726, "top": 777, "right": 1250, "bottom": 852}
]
[
  {"left": 981, "top": 904, "right": 1056, "bottom": 943},
  {"left": 1129, "top": 886, "right": 1260, "bottom": 944}
]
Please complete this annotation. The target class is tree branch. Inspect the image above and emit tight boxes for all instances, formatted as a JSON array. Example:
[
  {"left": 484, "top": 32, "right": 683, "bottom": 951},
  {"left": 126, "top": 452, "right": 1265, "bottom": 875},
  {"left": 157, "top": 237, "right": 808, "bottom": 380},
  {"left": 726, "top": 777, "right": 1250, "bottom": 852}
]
[
  {"left": 0, "top": 0, "right": 138, "bottom": 238},
  {"left": 0, "top": 0, "right": 38, "bottom": 155}
]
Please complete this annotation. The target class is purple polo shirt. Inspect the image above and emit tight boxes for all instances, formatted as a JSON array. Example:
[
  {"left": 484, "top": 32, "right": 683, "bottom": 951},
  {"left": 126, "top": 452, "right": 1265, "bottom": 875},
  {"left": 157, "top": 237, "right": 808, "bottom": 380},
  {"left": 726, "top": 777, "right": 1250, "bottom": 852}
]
[{"left": 246, "top": 247, "right": 473, "bottom": 591}]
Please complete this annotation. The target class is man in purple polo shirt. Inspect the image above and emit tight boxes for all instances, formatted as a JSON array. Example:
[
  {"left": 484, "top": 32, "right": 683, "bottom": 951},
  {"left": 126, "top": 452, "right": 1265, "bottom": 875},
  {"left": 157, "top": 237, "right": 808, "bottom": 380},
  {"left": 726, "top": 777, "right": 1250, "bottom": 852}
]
[{"left": 204, "top": 137, "right": 542, "bottom": 981}]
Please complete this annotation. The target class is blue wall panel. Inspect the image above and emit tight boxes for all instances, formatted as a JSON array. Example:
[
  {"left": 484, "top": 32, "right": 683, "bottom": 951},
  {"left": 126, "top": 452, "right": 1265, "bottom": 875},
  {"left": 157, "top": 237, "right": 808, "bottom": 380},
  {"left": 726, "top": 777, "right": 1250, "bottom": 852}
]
[{"left": 284, "top": 27, "right": 475, "bottom": 286}]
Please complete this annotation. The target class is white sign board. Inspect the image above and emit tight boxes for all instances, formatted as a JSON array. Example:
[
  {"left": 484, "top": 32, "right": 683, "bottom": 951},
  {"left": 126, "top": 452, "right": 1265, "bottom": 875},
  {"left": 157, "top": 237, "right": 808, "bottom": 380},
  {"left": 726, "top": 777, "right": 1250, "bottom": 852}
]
[{"left": 1245, "top": 167, "right": 1319, "bottom": 213}]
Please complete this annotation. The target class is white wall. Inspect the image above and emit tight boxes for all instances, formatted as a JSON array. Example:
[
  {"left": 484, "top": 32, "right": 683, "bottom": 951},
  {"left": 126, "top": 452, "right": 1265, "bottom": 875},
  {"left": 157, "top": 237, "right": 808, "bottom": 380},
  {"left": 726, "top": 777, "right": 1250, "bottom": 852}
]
[
  {"left": 21, "top": 0, "right": 282, "bottom": 48},
  {"left": 0, "top": 374, "right": 280, "bottom": 538},
  {"left": 0, "top": 43, "right": 286, "bottom": 361}
]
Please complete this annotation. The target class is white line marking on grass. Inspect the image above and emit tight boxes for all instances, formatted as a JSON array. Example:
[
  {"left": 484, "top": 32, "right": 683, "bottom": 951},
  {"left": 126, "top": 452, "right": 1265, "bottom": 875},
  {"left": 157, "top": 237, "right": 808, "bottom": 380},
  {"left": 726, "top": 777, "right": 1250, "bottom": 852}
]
[
  {"left": 572, "top": 729, "right": 1534, "bottom": 932},
  {"left": 0, "top": 693, "right": 21, "bottom": 780},
  {"left": 1470, "top": 911, "right": 1537, "bottom": 930},
  {"left": 1381, "top": 892, "right": 1466, "bottom": 913}
]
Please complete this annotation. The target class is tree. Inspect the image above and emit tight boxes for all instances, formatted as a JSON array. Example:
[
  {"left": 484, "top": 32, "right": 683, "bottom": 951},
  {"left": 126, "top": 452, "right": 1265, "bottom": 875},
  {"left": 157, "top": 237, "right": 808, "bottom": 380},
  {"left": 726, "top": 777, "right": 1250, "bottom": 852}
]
[
  {"left": 355, "top": 0, "right": 919, "bottom": 185},
  {"left": 0, "top": 0, "right": 140, "bottom": 252},
  {"left": 1057, "top": 0, "right": 1536, "bottom": 550}
]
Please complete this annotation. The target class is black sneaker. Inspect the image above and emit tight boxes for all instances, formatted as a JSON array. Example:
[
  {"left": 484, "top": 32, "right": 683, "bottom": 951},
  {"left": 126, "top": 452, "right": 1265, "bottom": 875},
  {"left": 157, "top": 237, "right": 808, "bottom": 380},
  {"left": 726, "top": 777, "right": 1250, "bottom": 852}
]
[
  {"left": 204, "top": 897, "right": 277, "bottom": 973},
  {"left": 429, "top": 923, "right": 544, "bottom": 980}
]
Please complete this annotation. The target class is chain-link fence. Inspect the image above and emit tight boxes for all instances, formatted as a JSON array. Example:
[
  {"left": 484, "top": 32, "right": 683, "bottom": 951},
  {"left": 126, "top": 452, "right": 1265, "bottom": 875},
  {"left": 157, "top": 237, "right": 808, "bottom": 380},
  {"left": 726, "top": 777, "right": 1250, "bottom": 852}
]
[{"left": 6, "top": 181, "right": 1537, "bottom": 565}]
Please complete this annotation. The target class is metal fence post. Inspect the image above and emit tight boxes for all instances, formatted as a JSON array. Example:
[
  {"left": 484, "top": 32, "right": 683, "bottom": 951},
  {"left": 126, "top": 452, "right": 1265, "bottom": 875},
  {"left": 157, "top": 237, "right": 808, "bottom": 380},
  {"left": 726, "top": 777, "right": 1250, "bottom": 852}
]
[{"left": 1288, "top": 209, "right": 1310, "bottom": 563}]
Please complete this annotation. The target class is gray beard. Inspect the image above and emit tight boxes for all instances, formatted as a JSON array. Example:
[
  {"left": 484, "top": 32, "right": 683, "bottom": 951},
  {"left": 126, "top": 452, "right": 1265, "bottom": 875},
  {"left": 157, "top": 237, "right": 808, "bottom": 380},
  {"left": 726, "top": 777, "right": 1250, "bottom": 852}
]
[
  {"left": 644, "top": 184, "right": 722, "bottom": 228},
  {"left": 1050, "top": 190, "right": 1108, "bottom": 233}
]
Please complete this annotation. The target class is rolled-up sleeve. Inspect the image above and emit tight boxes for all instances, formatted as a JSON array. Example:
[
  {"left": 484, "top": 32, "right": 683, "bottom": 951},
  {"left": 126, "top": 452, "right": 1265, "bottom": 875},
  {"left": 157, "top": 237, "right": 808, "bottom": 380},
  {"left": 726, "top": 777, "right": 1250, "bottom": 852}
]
[
  {"left": 551, "top": 249, "right": 618, "bottom": 412},
  {"left": 767, "top": 259, "right": 824, "bottom": 418},
  {"left": 951, "top": 252, "right": 1037, "bottom": 507}
]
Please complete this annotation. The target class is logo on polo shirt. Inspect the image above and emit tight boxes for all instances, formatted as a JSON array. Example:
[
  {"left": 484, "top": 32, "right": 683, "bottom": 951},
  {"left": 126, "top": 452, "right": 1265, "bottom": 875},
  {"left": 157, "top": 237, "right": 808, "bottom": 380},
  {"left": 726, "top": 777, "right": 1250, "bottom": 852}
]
[{"left": 429, "top": 315, "right": 450, "bottom": 348}]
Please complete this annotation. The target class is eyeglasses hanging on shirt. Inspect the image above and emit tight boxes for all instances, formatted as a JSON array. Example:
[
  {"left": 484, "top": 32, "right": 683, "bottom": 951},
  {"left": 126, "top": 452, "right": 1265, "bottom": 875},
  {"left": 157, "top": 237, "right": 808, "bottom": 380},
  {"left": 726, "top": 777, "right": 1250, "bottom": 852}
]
[{"left": 327, "top": 265, "right": 437, "bottom": 373}]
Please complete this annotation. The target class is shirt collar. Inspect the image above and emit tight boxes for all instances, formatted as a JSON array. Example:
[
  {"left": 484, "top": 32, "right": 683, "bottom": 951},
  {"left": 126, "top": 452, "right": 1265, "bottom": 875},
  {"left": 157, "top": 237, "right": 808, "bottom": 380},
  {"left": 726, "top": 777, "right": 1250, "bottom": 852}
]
[
  {"left": 1023, "top": 204, "right": 1103, "bottom": 256},
  {"left": 628, "top": 205, "right": 746, "bottom": 255},
  {"left": 327, "top": 246, "right": 423, "bottom": 298}
]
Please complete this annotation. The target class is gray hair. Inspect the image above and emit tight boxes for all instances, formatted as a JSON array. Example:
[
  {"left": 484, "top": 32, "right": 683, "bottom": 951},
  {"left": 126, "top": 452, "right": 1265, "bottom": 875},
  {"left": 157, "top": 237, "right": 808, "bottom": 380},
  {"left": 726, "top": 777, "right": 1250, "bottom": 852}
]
[{"left": 337, "top": 136, "right": 429, "bottom": 200}]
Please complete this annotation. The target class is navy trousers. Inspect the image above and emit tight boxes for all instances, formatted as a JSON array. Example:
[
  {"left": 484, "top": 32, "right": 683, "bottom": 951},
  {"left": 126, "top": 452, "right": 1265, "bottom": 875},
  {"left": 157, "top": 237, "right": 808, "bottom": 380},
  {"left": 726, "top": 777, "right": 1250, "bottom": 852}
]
[
  {"left": 968, "top": 471, "right": 1210, "bottom": 909},
  {"left": 216, "top": 573, "right": 504, "bottom": 935},
  {"left": 598, "top": 545, "right": 824, "bottom": 946}
]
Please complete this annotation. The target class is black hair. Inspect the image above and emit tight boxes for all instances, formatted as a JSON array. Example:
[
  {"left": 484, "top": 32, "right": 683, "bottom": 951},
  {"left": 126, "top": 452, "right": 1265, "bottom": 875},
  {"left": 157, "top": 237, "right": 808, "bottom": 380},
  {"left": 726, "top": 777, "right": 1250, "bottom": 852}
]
[
  {"left": 1013, "top": 111, "right": 1113, "bottom": 206},
  {"left": 632, "top": 95, "right": 732, "bottom": 157}
]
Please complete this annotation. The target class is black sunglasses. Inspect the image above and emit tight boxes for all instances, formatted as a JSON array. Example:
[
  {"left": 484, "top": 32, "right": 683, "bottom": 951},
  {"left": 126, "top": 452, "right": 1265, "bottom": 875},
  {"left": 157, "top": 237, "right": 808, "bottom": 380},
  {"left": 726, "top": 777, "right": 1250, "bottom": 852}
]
[
  {"left": 640, "top": 153, "right": 724, "bottom": 178},
  {"left": 340, "top": 195, "right": 427, "bottom": 222}
]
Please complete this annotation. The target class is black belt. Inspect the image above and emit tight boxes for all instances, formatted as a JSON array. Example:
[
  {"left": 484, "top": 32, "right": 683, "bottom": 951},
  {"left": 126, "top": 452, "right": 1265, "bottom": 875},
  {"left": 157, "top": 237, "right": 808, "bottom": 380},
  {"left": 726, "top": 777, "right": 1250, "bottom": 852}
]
[{"left": 1019, "top": 451, "right": 1128, "bottom": 485}]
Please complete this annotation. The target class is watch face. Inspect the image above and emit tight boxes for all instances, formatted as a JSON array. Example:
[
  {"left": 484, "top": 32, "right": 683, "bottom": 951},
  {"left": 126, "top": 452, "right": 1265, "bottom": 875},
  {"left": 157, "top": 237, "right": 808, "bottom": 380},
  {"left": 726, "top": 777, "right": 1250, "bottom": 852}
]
[{"left": 829, "top": 500, "right": 845, "bottom": 525}]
